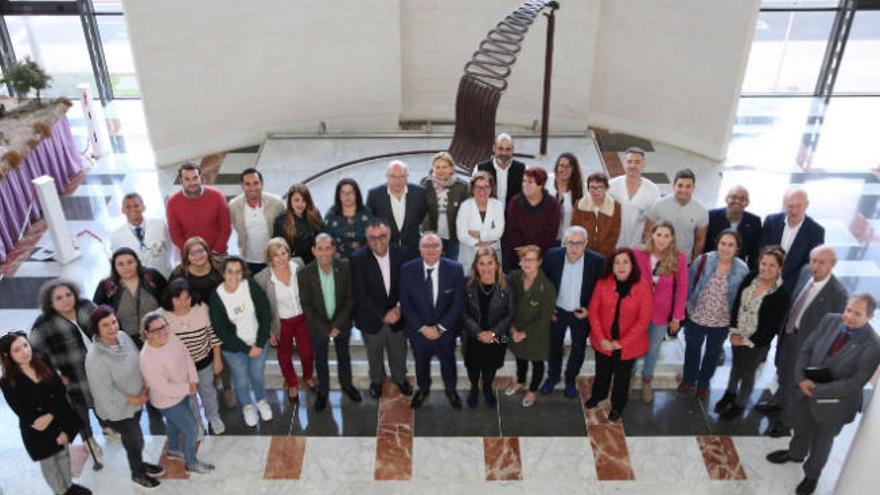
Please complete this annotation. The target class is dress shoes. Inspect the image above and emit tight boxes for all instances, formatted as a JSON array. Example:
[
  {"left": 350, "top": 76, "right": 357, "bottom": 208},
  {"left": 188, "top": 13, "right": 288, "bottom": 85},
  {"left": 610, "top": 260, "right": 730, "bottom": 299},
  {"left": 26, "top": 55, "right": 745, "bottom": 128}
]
[
  {"left": 396, "top": 381, "right": 414, "bottom": 396},
  {"left": 539, "top": 379, "right": 557, "bottom": 395},
  {"left": 584, "top": 397, "right": 601, "bottom": 409},
  {"left": 714, "top": 392, "right": 736, "bottom": 413},
  {"left": 719, "top": 403, "right": 744, "bottom": 420},
  {"left": 467, "top": 387, "right": 479, "bottom": 409},
  {"left": 563, "top": 381, "right": 578, "bottom": 398},
  {"left": 607, "top": 409, "right": 621, "bottom": 422},
  {"left": 766, "top": 450, "right": 802, "bottom": 464},
  {"left": 342, "top": 385, "right": 363, "bottom": 403},
  {"left": 764, "top": 424, "right": 792, "bottom": 438},
  {"left": 314, "top": 393, "right": 328, "bottom": 411},
  {"left": 410, "top": 389, "right": 429, "bottom": 409},
  {"left": 795, "top": 476, "right": 818, "bottom": 495},
  {"left": 446, "top": 390, "right": 462, "bottom": 410},
  {"left": 369, "top": 382, "right": 382, "bottom": 400},
  {"left": 754, "top": 401, "right": 782, "bottom": 413}
]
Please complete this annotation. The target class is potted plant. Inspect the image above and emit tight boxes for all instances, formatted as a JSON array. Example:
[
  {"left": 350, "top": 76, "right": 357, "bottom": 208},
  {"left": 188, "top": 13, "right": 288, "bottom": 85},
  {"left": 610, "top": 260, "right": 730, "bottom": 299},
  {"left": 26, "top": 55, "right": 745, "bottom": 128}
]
[{"left": 1, "top": 57, "right": 52, "bottom": 104}]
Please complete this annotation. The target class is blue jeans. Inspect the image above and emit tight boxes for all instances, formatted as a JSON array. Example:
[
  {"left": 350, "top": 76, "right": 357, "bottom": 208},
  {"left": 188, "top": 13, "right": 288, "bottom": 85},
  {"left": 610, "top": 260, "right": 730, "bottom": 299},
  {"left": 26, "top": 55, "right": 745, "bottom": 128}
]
[
  {"left": 682, "top": 322, "right": 729, "bottom": 388},
  {"left": 222, "top": 349, "right": 268, "bottom": 406},
  {"left": 639, "top": 323, "right": 668, "bottom": 378},
  {"left": 161, "top": 397, "right": 199, "bottom": 467}
]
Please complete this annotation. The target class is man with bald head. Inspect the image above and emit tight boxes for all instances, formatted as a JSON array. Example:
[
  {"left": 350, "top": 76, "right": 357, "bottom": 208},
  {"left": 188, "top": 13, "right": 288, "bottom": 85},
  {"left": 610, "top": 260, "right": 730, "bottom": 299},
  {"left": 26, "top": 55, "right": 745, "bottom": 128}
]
[
  {"left": 757, "top": 245, "right": 848, "bottom": 436},
  {"left": 706, "top": 185, "right": 762, "bottom": 268},
  {"left": 367, "top": 160, "right": 428, "bottom": 255},
  {"left": 759, "top": 188, "right": 825, "bottom": 296},
  {"left": 475, "top": 133, "right": 526, "bottom": 208}
]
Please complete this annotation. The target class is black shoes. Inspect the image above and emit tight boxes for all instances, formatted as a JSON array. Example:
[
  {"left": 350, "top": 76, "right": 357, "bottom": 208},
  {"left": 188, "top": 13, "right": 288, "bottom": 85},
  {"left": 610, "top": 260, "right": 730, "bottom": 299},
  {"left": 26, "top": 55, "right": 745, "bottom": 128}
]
[
  {"left": 64, "top": 484, "right": 92, "bottom": 495},
  {"left": 584, "top": 397, "right": 601, "bottom": 409},
  {"left": 764, "top": 424, "right": 792, "bottom": 438},
  {"left": 766, "top": 450, "right": 802, "bottom": 464},
  {"left": 132, "top": 475, "right": 160, "bottom": 489},
  {"left": 796, "top": 477, "right": 818, "bottom": 495},
  {"left": 719, "top": 403, "right": 745, "bottom": 420},
  {"left": 369, "top": 382, "right": 382, "bottom": 399},
  {"left": 714, "top": 392, "right": 736, "bottom": 414},
  {"left": 607, "top": 409, "right": 621, "bottom": 422},
  {"left": 410, "top": 389, "right": 429, "bottom": 409},
  {"left": 446, "top": 390, "right": 462, "bottom": 410},
  {"left": 755, "top": 401, "right": 782, "bottom": 413},
  {"left": 143, "top": 462, "right": 165, "bottom": 477},
  {"left": 396, "top": 380, "right": 414, "bottom": 396},
  {"left": 483, "top": 388, "right": 497, "bottom": 407},
  {"left": 467, "top": 387, "right": 479, "bottom": 409},
  {"left": 343, "top": 385, "right": 363, "bottom": 403},
  {"left": 315, "top": 393, "right": 328, "bottom": 411}
]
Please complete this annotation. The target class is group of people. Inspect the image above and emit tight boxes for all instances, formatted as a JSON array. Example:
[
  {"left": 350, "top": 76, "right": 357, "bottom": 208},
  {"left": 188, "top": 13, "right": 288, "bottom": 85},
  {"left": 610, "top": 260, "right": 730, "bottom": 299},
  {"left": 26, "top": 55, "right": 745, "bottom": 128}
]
[{"left": 1, "top": 134, "right": 877, "bottom": 495}]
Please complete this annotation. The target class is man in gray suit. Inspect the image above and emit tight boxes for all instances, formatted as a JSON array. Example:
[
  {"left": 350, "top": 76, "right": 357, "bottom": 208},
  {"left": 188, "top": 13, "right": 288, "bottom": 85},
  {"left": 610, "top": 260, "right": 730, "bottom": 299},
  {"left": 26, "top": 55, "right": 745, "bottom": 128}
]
[
  {"left": 766, "top": 294, "right": 880, "bottom": 495},
  {"left": 757, "top": 246, "right": 848, "bottom": 437}
]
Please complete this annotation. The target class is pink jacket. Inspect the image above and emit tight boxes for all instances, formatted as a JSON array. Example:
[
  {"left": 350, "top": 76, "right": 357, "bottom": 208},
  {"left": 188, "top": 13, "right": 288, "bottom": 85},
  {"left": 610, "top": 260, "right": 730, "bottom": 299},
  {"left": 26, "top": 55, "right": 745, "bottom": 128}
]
[
  {"left": 633, "top": 249, "right": 688, "bottom": 325},
  {"left": 140, "top": 333, "right": 198, "bottom": 409}
]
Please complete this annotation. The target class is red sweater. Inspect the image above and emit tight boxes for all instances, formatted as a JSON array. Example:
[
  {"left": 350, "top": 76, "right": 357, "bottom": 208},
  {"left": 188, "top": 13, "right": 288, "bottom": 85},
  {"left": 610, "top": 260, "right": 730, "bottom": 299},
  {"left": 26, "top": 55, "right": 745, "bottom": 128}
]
[
  {"left": 588, "top": 277, "right": 652, "bottom": 360},
  {"left": 166, "top": 186, "right": 231, "bottom": 254}
]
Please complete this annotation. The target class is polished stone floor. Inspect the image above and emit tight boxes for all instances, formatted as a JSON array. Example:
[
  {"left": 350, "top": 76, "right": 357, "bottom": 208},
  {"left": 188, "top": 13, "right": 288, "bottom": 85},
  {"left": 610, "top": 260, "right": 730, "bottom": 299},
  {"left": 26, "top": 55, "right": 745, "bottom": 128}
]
[{"left": 0, "top": 96, "right": 878, "bottom": 494}]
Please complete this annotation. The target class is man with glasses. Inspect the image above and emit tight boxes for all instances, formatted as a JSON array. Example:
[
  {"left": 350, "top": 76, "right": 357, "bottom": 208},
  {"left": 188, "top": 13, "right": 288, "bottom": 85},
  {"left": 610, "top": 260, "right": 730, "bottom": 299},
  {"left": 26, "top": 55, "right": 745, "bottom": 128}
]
[
  {"left": 400, "top": 233, "right": 466, "bottom": 409},
  {"left": 351, "top": 220, "right": 413, "bottom": 399},
  {"left": 539, "top": 226, "right": 605, "bottom": 397},
  {"left": 706, "top": 185, "right": 762, "bottom": 268}
]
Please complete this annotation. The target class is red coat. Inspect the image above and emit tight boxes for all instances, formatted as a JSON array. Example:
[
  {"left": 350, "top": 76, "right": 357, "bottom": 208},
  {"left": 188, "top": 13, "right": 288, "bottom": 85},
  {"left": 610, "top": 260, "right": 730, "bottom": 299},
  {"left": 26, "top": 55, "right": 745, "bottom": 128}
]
[{"left": 588, "top": 277, "right": 652, "bottom": 361}]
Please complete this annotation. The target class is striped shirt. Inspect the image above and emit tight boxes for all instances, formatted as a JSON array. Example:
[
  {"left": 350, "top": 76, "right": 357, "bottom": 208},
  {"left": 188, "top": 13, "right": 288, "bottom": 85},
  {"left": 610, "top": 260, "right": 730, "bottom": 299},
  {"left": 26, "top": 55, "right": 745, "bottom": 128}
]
[{"left": 160, "top": 304, "right": 220, "bottom": 368}]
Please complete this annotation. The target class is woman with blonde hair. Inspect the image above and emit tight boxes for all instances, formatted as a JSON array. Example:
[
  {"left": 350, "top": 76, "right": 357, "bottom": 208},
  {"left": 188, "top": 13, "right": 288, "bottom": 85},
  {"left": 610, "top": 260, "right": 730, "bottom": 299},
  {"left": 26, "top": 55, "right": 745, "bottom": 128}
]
[
  {"left": 632, "top": 221, "right": 688, "bottom": 403},
  {"left": 273, "top": 183, "right": 324, "bottom": 265},
  {"left": 421, "top": 151, "right": 469, "bottom": 260}
]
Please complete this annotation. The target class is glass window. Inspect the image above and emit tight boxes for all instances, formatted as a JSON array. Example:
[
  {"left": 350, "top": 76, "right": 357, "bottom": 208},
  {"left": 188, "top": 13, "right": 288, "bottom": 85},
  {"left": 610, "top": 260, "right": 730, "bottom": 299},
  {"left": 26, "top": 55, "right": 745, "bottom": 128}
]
[
  {"left": 96, "top": 15, "right": 140, "bottom": 97},
  {"left": 833, "top": 11, "right": 880, "bottom": 94},
  {"left": 741, "top": 11, "right": 835, "bottom": 94}
]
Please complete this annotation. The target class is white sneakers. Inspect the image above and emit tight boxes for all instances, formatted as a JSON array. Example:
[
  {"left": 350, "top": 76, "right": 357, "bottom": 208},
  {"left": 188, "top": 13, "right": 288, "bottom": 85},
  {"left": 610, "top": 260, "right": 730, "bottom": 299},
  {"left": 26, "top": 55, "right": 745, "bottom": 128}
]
[
  {"left": 209, "top": 417, "right": 226, "bottom": 435},
  {"left": 242, "top": 404, "right": 258, "bottom": 427},
  {"left": 256, "top": 400, "right": 273, "bottom": 421}
]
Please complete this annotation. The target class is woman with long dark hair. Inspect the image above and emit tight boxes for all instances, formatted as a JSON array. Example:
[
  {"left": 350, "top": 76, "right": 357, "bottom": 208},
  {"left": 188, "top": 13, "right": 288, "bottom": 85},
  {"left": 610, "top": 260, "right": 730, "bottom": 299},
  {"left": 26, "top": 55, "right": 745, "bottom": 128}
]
[
  {"left": 93, "top": 247, "right": 167, "bottom": 347},
  {"left": 273, "top": 183, "right": 324, "bottom": 264},
  {"left": 552, "top": 152, "right": 584, "bottom": 245},
  {"left": 1, "top": 331, "right": 90, "bottom": 495},
  {"left": 324, "top": 178, "right": 373, "bottom": 258}
]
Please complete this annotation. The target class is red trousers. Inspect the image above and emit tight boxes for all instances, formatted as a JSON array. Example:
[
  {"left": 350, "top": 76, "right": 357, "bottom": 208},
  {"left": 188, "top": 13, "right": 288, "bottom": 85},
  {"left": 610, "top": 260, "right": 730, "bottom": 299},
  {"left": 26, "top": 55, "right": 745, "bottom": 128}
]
[{"left": 277, "top": 315, "right": 314, "bottom": 387}]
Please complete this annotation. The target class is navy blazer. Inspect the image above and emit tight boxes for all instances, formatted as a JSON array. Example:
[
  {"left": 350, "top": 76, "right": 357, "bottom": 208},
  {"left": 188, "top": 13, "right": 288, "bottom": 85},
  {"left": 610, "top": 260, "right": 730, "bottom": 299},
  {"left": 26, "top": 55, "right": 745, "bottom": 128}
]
[
  {"left": 399, "top": 257, "right": 466, "bottom": 338},
  {"left": 351, "top": 244, "right": 405, "bottom": 334},
  {"left": 706, "top": 208, "right": 762, "bottom": 268},
  {"left": 759, "top": 213, "right": 825, "bottom": 294},
  {"left": 366, "top": 183, "right": 429, "bottom": 250},
  {"left": 541, "top": 246, "right": 605, "bottom": 309}
]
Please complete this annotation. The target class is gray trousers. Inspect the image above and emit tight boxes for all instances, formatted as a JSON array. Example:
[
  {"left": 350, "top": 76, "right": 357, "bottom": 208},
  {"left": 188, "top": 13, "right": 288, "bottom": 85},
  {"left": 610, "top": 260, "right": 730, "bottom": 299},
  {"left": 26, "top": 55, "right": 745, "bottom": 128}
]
[
  {"left": 362, "top": 324, "right": 408, "bottom": 386},
  {"left": 727, "top": 345, "right": 769, "bottom": 407},
  {"left": 773, "top": 332, "right": 800, "bottom": 418},
  {"left": 190, "top": 365, "right": 221, "bottom": 424},
  {"left": 788, "top": 399, "right": 842, "bottom": 480},
  {"left": 39, "top": 446, "right": 72, "bottom": 494}
]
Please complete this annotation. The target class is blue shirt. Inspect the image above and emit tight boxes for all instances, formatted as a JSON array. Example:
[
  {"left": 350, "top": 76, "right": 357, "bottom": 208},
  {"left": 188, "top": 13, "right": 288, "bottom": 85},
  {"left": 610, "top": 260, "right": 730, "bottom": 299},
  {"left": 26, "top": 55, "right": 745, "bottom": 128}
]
[{"left": 556, "top": 254, "right": 584, "bottom": 311}]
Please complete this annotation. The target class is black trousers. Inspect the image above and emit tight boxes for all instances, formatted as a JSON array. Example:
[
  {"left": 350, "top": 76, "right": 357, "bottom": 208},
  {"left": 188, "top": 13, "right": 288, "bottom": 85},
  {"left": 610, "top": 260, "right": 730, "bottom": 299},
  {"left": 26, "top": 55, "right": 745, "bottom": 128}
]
[
  {"left": 312, "top": 331, "right": 353, "bottom": 395},
  {"left": 516, "top": 359, "right": 545, "bottom": 392},
  {"left": 591, "top": 351, "right": 635, "bottom": 412},
  {"left": 104, "top": 412, "right": 146, "bottom": 479}
]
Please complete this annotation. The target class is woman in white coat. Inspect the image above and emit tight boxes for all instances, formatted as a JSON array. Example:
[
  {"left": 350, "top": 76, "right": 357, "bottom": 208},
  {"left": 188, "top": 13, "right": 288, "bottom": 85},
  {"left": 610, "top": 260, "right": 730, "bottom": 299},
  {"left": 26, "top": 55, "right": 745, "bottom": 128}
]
[{"left": 456, "top": 171, "right": 505, "bottom": 274}]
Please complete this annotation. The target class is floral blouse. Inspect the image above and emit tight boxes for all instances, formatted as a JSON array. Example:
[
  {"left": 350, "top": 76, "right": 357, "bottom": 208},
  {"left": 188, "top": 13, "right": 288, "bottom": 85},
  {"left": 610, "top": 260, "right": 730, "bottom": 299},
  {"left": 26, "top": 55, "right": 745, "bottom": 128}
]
[
  {"left": 690, "top": 270, "right": 729, "bottom": 328},
  {"left": 324, "top": 207, "right": 374, "bottom": 258},
  {"left": 729, "top": 276, "right": 781, "bottom": 347}
]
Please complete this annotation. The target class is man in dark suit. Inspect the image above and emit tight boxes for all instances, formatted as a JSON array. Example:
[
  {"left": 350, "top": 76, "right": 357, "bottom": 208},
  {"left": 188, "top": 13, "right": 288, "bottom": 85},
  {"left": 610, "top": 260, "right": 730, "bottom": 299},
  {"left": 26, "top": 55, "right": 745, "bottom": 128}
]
[
  {"left": 759, "top": 189, "right": 825, "bottom": 296},
  {"left": 474, "top": 133, "right": 526, "bottom": 209},
  {"left": 706, "top": 185, "right": 762, "bottom": 267},
  {"left": 297, "top": 233, "right": 361, "bottom": 411},
  {"left": 367, "top": 160, "right": 428, "bottom": 255},
  {"left": 539, "top": 226, "right": 605, "bottom": 397},
  {"left": 351, "top": 219, "right": 413, "bottom": 399},
  {"left": 766, "top": 294, "right": 880, "bottom": 495},
  {"left": 399, "top": 232, "right": 466, "bottom": 409},
  {"left": 757, "top": 246, "right": 848, "bottom": 437}
]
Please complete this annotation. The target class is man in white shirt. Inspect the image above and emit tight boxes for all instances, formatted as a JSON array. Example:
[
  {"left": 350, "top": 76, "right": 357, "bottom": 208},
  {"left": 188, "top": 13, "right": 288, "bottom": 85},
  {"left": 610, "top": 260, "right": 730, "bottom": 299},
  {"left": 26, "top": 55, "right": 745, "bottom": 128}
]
[
  {"left": 474, "top": 133, "right": 526, "bottom": 208},
  {"left": 367, "top": 161, "right": 428, "bottom": 254},
  {"left": 609, "top": 147, "right": 659, "bottom": 249},
  {"left": 228, "top": 168, "right": 285, "bottom": 275},
  {"left": 109, "top": 193, "right": 173, "bottom": 277}
]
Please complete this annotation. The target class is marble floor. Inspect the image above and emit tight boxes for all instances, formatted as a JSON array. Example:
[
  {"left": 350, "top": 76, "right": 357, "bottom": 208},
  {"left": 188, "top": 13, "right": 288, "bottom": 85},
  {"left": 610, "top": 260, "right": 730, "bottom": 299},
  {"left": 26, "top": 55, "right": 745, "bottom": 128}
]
[{"left": 1, "top": 96, "right": 879, "bottom": 494}]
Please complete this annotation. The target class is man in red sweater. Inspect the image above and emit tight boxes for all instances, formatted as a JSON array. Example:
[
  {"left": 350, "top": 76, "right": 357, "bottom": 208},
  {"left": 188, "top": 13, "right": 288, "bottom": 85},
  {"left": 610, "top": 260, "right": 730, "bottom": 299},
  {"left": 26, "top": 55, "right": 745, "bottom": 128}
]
[{"left": 166, "top": 162, "right": 231, "bottom": 254}]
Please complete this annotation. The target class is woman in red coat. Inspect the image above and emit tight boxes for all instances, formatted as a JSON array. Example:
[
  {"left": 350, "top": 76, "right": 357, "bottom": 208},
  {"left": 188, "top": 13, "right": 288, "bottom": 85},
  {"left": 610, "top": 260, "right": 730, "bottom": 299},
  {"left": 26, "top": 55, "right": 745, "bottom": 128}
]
[{"left": 584, "top": 248, "right": 652, "bottom": 421}]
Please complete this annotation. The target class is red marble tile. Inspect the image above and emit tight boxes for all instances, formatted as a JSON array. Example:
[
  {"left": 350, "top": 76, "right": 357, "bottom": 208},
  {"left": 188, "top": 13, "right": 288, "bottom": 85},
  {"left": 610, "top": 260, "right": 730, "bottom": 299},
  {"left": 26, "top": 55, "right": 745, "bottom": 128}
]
[
  {"left": 157, "top": 440, "right": 201, "bottom": 479},
  {"left": 263, "top": 436, "right": 306, "bottom": 480},
  {"left": 378, "top": 379, "right": 414, "bottom": 426},
  {"left": 577, "top": 376, "right": 610, "bottom": 425},
  {"left": 696, "top": 436, "right": 747, "bottom": 480},
  {"left": 483, "top": 437, "right": 523, "bottom": 481},
  {"left": 589, "top": 424, "right": 635, "bottom": 480},
  {"left": 69, "top": 443, "right": 88, "bottom": 477},
  {"left": 0, "top": 220, "right": 46, "bottom": 277},
  {"left": 374, "top": 423, "right": 413, "bottom": 480}
]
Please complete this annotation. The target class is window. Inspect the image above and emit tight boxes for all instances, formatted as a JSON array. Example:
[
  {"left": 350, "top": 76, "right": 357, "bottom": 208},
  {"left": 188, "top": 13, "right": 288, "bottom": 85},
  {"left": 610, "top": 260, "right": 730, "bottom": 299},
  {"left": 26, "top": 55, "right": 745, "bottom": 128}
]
[{"left": 833, "top": 11, "right": 880, "bottom": 93}]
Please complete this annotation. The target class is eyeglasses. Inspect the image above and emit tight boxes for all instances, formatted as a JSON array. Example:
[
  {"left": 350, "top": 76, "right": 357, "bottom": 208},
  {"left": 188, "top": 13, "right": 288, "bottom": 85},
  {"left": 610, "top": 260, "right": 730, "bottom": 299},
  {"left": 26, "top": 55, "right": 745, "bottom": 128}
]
[
  {"left": 189, "top": 247, "right": 207, "bottom": 256},
  {"left": 146, "top": 323, "right": 168, "bottom": 334},
  {"left": 565, "top": 240, "right": 586, "bottom": 246},
  {"left": 588, "top": 185, "right": 606, "bottom": 191}
]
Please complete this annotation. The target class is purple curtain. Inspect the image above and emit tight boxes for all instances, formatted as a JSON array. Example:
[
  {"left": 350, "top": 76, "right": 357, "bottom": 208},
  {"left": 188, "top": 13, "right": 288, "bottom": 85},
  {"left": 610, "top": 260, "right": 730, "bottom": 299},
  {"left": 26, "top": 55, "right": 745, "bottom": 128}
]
[{"left": 0, "top": 115, "right": 84, "bottom": 263}]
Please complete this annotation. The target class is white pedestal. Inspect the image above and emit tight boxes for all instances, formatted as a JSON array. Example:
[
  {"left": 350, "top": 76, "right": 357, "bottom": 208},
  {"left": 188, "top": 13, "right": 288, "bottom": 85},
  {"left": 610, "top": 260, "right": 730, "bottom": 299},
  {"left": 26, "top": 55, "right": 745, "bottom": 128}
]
[{"left": 31, "top": 175, "right": 81, "bottom": 264}]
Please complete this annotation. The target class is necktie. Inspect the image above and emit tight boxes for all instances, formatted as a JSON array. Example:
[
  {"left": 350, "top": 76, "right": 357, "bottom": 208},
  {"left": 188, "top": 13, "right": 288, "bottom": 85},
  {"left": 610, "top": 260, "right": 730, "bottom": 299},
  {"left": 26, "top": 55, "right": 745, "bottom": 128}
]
[
  {"left": 785, "top": 280, "right": 814, "bottom": 334},
  {"left": 827, "top": 330, "right": 850, "bottom": 357},
  {"left": 134, "top": 226, "right": 145, "bottom": 247},
  {"left": 426, "top": 268, "right": 434, "bottom": 307}
]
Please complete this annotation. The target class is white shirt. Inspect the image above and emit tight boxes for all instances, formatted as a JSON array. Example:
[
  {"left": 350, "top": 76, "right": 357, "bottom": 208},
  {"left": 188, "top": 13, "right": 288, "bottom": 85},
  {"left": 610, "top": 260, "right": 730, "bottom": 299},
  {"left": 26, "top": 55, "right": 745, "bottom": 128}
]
[
  {"left": 110, "top": 217, "right": 173, "bottom": 277},
  {"left": 792, "top": 275, "right": 831, "bottom": 329},
  {"left": 218, "top": 282, "right": 259, "bottom": 345},
  {"left": 243, "top": 202, "right": 271, "bottom": 263},
  {"left": 493, "top": 159, "right": 511, "bottom": 206},
  {"left": 271, "top": 261, "right": 303, "bottom": 319},
  {"left": 389, "top": 186, "right": 407, "bottom": 232},
  {"left": 781, "top": 217, "right": 804, "bottom": 254},
  {"left": 373, "top": 250, "right": 391, "bottom": 296},
  {"left": 423, "top": 261, "right": 439, "bottom": 307},
  {"left": 609, "top": 176, "right": 659, "bottom": 248},
  {"left": 557, "top": 190, "right": 572, "bottom": 241}
]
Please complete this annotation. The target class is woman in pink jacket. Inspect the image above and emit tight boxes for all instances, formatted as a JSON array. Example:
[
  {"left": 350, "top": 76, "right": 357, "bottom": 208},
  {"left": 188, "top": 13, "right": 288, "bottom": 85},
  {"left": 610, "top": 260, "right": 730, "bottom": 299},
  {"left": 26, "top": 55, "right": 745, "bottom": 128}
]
[{"left": 632, "top": 221, "right": 688, "bottom": 403}]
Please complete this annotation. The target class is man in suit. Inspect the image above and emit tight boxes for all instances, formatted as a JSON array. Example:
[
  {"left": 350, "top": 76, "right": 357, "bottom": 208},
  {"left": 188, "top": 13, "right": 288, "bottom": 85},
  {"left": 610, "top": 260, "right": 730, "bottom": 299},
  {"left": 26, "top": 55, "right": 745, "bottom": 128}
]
[
  {"left": 110, "top": 192, "right": 173, "bottom": 277},
  {"left": 351, "top": 219, "right": 413, "bottom": 399},
  {"left": 705, "top": 185, "right": 762, "bottom": 268},
  {"left": 400, "top": 232, "right": 466, "bottom": 409},
  {"left": 766, "top": 294, "right": 880, "bottom": 495},
  {"left": 474, "top": 133, "right": 526, "bottom": 208},
  {"left": 367, "top": 160, "right": 428, "bottom": 254},
  {"left": 759, "top": 188, "right": 825, "bottom": 296},
  {"left": 757, "top": 245, "right": 848, "bottom": 437},
  {"left": 539, "top": 226, "right": 605, "bottom": 397},
  {"left": 228, "top": 168, "right": 285, "bottom": 275},
  {"left": 297, "top": 233, "right": 361, "bottom": 411}
]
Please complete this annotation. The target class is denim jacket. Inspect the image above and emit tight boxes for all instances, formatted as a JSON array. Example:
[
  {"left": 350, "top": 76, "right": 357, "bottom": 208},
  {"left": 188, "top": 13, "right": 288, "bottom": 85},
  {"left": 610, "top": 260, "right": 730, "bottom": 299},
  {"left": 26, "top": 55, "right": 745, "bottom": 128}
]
[{"left": 686, "top": 252, "right": 748, "bottom": 313}]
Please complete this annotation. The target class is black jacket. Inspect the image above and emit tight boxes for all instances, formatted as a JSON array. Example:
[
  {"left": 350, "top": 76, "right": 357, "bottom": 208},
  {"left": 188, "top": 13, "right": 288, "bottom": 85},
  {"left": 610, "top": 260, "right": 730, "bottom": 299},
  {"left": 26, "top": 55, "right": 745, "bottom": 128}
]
[
  {"left": 706, "top": 208, "right": 762, "bottom": 268},
  {"left": 351, "top": 244, "right": 405, "bottom": 334},
  {"left": 730, "top": 271, "right": 791, "bottom": 348},
  {"left": 366, "top": 183, "right": 428, "bottom": 250},
  {"left": 475, "top": 158, "right": 526, "bottom": 206},
  {"left": 462, "top": 279, "right": 515, "bottom": 340}
]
